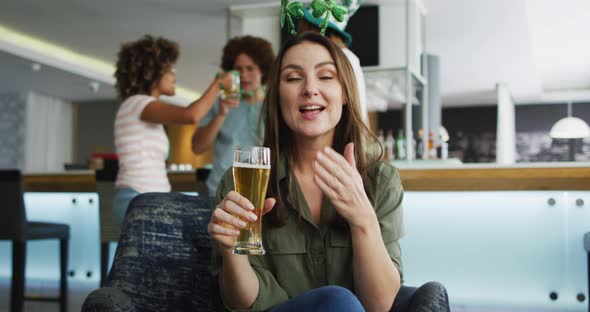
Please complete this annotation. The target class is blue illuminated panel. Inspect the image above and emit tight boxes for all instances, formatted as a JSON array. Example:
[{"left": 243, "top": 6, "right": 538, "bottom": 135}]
[
  {"left": 401, "top": 191, "right": 588, "bottom": 311},
  {"left": 0, "top": 193, "right": 100, "bottom": 284}
]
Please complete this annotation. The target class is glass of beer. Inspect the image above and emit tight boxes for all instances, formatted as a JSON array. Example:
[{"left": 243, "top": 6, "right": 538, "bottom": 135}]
[
  {"left": 232, "top": 146, "right": 271, "bottom": 255},
  {"left": 220, "top": 70, "right": 241, "bottom": 100}
]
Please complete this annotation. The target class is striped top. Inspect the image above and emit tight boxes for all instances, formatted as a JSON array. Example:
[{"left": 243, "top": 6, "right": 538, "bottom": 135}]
[{"left": 114, "top": 95, "right": 171, "bottom": 193}]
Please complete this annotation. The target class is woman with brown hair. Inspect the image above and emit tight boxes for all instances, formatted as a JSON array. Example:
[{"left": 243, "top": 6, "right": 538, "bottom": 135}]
[
  {"left": 208, "top": 32, "right": 404, "bottom": 312},
  {"left": 112, "top": 34, "right": 237, "bottom": 225}
]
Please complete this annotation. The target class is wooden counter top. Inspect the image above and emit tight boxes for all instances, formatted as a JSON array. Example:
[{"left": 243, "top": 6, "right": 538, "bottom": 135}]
[
  {"left": 398, "top": 166, "right": 590, "bottom": 191},
  {"left": 23, "top": 171, "right": 198, "bottom": 192},
  {"left": 23, "top": 165, "right": 590, "bottom": 192}
]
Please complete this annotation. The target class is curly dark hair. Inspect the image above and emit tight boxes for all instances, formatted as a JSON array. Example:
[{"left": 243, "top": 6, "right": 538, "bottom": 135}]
[
  {"left": 221, "top": 35, "right": 275, "bottom": 85},
  {"left": 114, "top": 35, "right": 179, "bottom": 100}
]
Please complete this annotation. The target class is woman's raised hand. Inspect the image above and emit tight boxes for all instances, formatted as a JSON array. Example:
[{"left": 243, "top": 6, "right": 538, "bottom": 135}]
[
  {"left": 313, "top": 143, "right": 376, "bottom": 228},
  {"left": 208, "top": 191, "right": 276, "bottom": 251}
]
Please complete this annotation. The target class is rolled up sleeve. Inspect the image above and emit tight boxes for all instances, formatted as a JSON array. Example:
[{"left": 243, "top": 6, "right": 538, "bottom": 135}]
[
  {"left": 245, "top": 259, "right": 290, "bottom": 311},
  {"left": 373, "top": 162, "right": 405, "bottom": 282}
]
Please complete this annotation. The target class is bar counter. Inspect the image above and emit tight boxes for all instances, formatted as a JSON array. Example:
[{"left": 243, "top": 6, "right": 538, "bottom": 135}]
[
  {"left": 13, "top": 163, "right": 590, "bottom": 311},
  {"left": 23, "top": 163, "right": 590, "bottom": 192}
]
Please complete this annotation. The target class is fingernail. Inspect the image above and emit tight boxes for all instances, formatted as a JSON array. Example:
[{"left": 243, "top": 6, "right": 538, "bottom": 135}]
[
  {"left": 233, "top": 230, "right": 240, "bottom": 236},
  {"left": 238, "top": 220, "right": 247, "bottom": 228},
  {"left": 248, "top": 203, "right": 255, "bottom": 210},
  {"left": 248, "top": 213, "right": 257, "bottom": 221}
]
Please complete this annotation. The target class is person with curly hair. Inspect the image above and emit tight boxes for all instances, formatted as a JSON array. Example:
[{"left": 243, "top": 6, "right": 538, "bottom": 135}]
[
  {"left": 112, "top": 34, "right": 238, "bottom": 225},
  {"left": 191, "top": 35, "right": 275, "bottom": 196}
]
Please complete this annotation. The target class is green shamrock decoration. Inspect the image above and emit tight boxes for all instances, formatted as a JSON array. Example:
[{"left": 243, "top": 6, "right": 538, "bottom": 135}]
[
  {"left": 310, "top": 0, "right": 348, "bottom": 35},
  {"left": 280, "top": 0, "right": 304, "bottom": 35}
]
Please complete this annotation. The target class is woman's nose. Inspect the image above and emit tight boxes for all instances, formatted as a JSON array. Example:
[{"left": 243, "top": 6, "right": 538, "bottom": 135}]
[{"left": 303, "top": 79, "right": 318, "bottom": 97}]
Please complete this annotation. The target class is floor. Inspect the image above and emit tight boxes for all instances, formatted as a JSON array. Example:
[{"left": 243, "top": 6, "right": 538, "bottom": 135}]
[{"left": 0, "top": 278, "right": 95, "bottom": 312}]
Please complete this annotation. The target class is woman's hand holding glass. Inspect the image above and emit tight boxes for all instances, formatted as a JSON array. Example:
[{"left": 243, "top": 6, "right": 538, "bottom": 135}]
[
  {"left": 313, "top": 143, "right": 376, "bottom": 229},
  {"left": 208, "top": 191, "right": 276, "bottom": 252},
  {"left": 217, "top": 98, "right": 240, "bottom": 116}
]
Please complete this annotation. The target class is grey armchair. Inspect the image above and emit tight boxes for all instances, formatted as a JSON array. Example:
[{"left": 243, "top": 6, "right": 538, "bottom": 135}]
[
  {"left": 82, "top": 193, "right": 216, "bottom": 312},
  {"left": 81, "top": 192, "right": 449, "bottom": 312}
]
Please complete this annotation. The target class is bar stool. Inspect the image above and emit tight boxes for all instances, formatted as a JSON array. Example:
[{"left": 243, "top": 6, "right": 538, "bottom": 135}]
[
  {"left": 0, "top": 170, "right": 69, "bottom": 312},
  {"left": 95, "top": 167, "right": 121, "bottom": 287}
]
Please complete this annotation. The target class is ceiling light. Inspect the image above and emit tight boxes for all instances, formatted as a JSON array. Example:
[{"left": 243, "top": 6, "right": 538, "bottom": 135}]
[
  {"left": 88, "top": 81, "right": 100, "bottom": 93},
  {"left": 549, "top": 101, "right": 590, "bottom": 139},
  {"left": 31, "top": 63, "right": 41, "bottom": 71}
]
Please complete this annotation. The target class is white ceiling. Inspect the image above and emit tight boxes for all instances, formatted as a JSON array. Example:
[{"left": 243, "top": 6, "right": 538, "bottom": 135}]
[
  {"left": 425, "top": 0, "right": 590, "bottom": 105},
  {"left": 0, "top": 0, "right": 589, "bottom": 106},
  {"left": 0, "top": 50, "right": 115, "bottom": 101}
]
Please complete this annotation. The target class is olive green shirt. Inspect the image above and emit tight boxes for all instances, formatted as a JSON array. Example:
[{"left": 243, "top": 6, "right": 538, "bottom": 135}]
[{"left": 210, "top": 159, "right": 405, "bottom": 312}]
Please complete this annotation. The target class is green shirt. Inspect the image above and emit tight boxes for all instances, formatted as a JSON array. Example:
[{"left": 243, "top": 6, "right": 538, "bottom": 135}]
[{"left": 210, "top": 159, "right": 405, "bottom": 312}]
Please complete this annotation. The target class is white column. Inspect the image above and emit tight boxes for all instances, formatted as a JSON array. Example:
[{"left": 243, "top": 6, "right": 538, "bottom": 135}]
[{"left": 496, "top": 82, "right": 516, "bottom": 164}]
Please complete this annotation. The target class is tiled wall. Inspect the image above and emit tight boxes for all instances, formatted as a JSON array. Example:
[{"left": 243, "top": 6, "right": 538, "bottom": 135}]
[{"left": 0, "top": 92, "right": 26, "bottom": 169}]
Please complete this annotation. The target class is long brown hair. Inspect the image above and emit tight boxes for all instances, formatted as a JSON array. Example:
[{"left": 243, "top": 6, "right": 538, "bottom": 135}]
[{"left": 262, "top": 32, "right": 382, "bottom": 226}]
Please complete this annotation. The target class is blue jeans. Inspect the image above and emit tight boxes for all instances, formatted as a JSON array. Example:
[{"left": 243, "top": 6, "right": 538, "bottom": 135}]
[
  {"left": 270, "top": 286, "right": 364, "bottom": 312},
  {"left": 268, "top": 283, "right": 450, "bottom": 312},
  {"left": 113, "top": 188, "right": 140, "bottom": 225}
]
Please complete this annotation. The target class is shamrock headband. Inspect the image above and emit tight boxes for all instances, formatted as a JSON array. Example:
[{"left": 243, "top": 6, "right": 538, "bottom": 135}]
[{"left": 280, "top": 0, "right": 349, "bottom": 36}]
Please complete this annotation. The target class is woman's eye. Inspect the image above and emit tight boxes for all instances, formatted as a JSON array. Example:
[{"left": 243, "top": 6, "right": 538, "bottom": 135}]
[
  {"left": 319, "top": 76, "right": 333, "bottom": 80},
  {"left": 286, "top": 76, "right": 302, "bottom": 82}
]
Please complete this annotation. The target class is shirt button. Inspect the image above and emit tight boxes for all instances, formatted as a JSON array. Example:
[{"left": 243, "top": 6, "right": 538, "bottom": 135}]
[{"left": 316, "top": 256, "right": 325, "bottom": 263}]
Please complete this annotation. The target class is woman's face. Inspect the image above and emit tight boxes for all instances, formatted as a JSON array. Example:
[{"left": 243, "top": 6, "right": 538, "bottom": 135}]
[
  {"left": 156, "top": 66, "right": 176, "bottom": 96},
  {"left": 234, "top": 53, "right": 262, "bottom": 93},
  {"left": 279, "top": 41, "right": 344, "bottom": 141}
]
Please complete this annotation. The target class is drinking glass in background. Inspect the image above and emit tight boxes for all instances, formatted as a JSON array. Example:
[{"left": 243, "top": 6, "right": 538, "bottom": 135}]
[
  {"left": 219, "top": 70, "right": 241, "bottom": 100},
  {"left": 232, "top": 146, "right": 271, "bottom": 255}
]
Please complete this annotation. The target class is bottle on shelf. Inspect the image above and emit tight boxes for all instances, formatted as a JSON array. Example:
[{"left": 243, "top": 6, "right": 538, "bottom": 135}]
[
  {"left": 428, "top": 130, "right": 437, "bottom": 159},
  {"left": 385, "top": 130, "right": 395, "bottom": 162},
  {"left": 416, "top": 129, "right": 424, "bottom": 160},
  {"left": 440, "top": 140, "right": 449, "bottom": 160},
  {"left": 439, "top": 127, "right": 449, "bottom": 160},
  {"left": 395, "top": 129, "right": 406, "bottom": 160}
]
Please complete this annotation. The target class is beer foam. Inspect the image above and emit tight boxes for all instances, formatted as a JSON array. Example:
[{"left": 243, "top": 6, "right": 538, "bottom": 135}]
[{"left": 233, "top": 162, "right": 271, "bottom": 169}]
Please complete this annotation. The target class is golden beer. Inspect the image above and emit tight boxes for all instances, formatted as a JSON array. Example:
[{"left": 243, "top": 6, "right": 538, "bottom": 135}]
[
  {"left": 220, "top": 70, "right": 240, "bottom": 100},
  {"left": 232, "top": 147, "right": 271, "bottom": 255}
]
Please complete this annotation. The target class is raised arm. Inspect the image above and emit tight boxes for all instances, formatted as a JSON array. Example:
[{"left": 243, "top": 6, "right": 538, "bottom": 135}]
[
  {"left": 209, "top": 190, "right": 279, "bottom": 309},
  {"left": 140, "top": 72, "right": 235, "bottom": 124},
  {"left": 191, "top": 97, "right": 239, "bottom": 154},
  {"left": 313, "top": 143, "right": 402, "bottom": 312}
]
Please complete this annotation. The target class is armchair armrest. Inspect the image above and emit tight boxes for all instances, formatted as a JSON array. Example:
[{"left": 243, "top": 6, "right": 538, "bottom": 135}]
[{"left": 81, "top": 287, "right": 136, "bottom": 312}]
